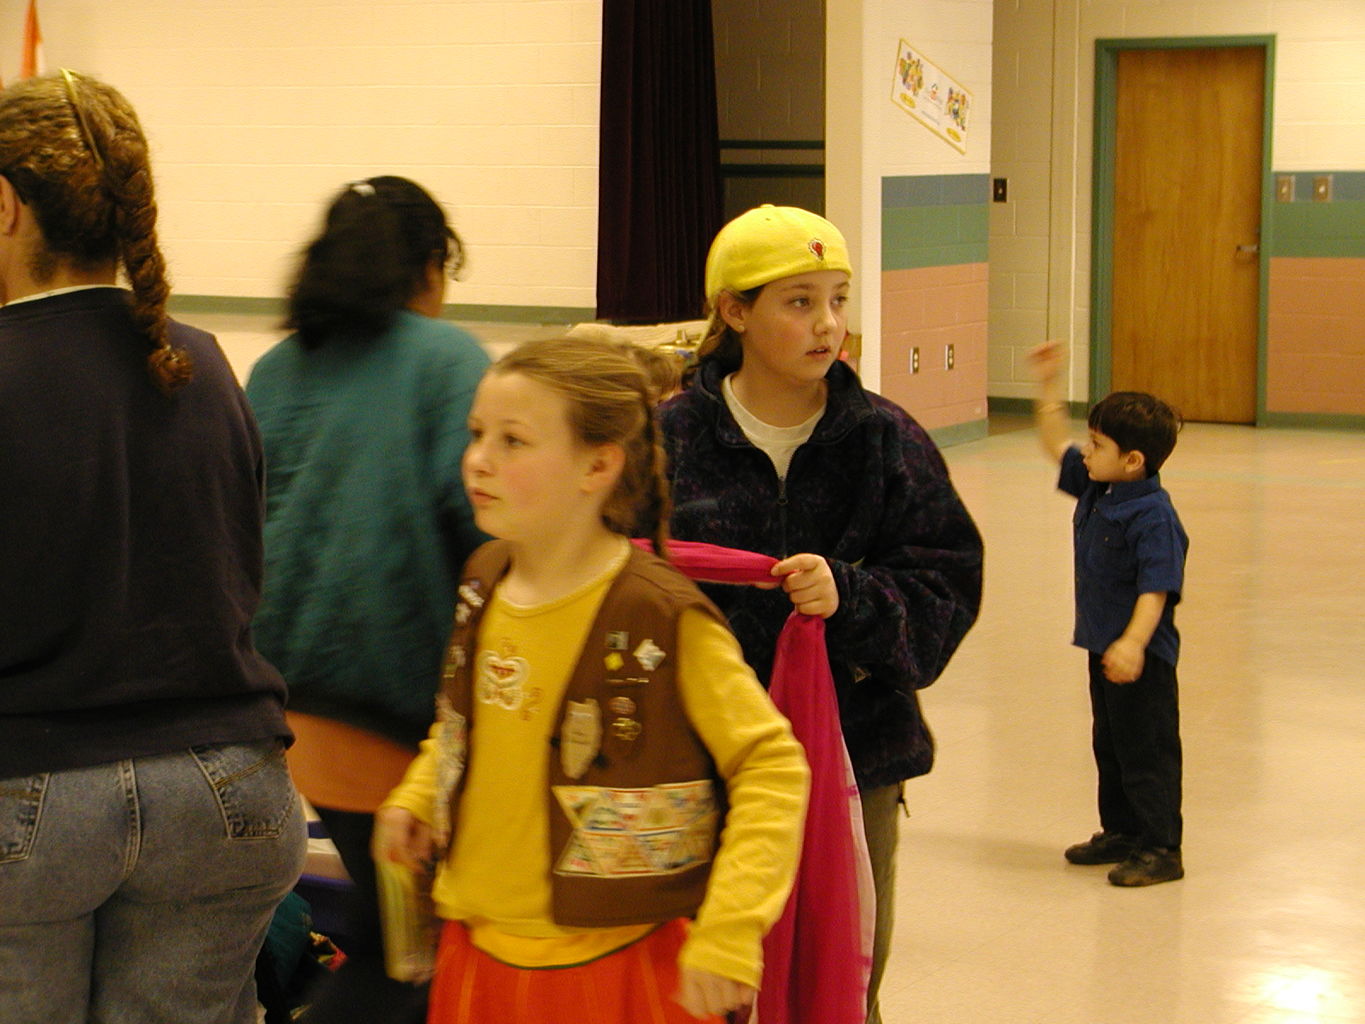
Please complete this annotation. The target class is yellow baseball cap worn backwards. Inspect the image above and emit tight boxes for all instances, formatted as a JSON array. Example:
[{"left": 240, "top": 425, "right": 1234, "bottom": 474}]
[{"left": 704, "top": 204, "right": 852, "bottom": 302}]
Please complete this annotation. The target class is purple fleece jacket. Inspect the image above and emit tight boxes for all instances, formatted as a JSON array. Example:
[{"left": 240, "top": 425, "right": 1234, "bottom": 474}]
[{"left": 659, "top": 358, "right": 983, "bottom": 789}]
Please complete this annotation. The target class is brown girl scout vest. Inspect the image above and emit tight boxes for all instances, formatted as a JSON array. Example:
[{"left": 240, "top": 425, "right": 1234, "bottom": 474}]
[{"left": 433, "top": 540, "right": 730, "bottom": 928}]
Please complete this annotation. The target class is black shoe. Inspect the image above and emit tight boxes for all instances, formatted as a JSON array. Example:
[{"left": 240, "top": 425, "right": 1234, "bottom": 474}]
[
  {"left": 1064, "top": 831, "right": 1137, "bottom": 865},
  {"left": 1108, "top": 847, "right": 1184, "bottom": 887}
]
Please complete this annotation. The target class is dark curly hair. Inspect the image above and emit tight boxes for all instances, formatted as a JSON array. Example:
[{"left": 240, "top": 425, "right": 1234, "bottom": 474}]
[
  {"left": 284, "top": 175, "right": 464, "bottom": 349},
  {"left": 1088, "top": 391, "right": 1183, "bottom": 476}
]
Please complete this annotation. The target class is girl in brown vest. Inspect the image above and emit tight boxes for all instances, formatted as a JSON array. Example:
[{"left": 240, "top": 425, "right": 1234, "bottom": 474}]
[{"left": 375, "top": 338, "right": 809, "bottom": 1023}]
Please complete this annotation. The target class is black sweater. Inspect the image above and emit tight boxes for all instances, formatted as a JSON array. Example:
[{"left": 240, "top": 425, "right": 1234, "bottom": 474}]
[{"left": 1, "top": 289, "right": 288, "bottom": 775}]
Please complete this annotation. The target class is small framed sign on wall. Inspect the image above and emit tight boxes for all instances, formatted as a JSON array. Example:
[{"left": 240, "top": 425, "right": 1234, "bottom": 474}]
[{"left": 892, "top": 40, "right": 972, "bottom": 154}]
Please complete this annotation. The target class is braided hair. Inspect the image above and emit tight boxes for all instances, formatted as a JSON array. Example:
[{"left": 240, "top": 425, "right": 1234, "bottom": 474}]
[{"left": 0, "top": 71, "right": 191, "bottom": 394}]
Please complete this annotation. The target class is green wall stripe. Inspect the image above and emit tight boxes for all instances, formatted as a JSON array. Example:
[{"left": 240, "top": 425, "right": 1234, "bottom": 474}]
[
  {"left": 1269, "top": 200, "right": 1365, "bottom": 258},
  {"left": 169, "top": 295, "right": 285, "bottom": 317},
  {"left": 168, "top": 294, "right": 593, "bottom": 325},
  {"left": 883, "top": 174, "right": 990, "bottom": 208},
  {"left": 882, "top": 203, "right": 989, "bottom": 270}
]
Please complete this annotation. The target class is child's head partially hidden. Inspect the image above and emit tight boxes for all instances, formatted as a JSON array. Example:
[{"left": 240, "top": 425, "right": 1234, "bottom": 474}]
[
  {"left": 1084, "top": 391, "right": 1183, "bottom": 482},
  {"left": 462, "top": 337, "right": 672, "bottom": 555},
  {"left": 617, "top": 342, "right": 684, "bottom": 405}
]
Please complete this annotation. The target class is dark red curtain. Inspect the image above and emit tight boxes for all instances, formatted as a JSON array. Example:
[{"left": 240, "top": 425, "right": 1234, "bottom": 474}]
[{"left": 596, "top": 0, "right": 723, "bottom": 324}]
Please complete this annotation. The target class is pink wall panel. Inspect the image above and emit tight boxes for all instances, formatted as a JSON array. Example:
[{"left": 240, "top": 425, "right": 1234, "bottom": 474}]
[
  {"left": 880, "top": 264, "right": 988, "bottom": 431},
  {"left": 1267, "top": 257, "right": 1365, "bottom": 415}
]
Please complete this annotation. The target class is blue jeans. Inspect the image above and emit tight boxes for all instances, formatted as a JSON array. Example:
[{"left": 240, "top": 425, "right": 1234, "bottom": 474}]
[{"left": 0, "top": 741, "right": 307, "bottom": 1024}]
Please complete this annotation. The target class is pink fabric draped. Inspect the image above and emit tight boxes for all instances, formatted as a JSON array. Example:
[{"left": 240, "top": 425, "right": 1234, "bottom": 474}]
[{"left": 635, "top": 539, "right": 871, "bottom": 1024}]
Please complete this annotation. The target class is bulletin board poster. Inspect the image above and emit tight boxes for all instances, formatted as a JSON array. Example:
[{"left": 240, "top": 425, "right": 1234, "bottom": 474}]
[{"left": 892, "top": 40, "right": 972, "bottom": 154}]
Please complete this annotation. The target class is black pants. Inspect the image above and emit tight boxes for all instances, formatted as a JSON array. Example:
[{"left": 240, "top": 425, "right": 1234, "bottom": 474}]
[
  {"left": 1088, "top": 652, "right": 1183, "bottom": 849},
  {"left": 300, "top": 807, "right": 429, "bottom": 1024}
]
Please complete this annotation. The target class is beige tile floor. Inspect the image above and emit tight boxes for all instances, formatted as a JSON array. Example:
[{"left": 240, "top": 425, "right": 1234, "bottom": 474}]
[{"left": 210, "top": 314, "right": 1365, "bottom": 1024}]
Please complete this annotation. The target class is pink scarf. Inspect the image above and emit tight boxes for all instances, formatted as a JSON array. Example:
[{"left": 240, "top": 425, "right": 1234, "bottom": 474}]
[{"left": 636, "top": 539, "right": 872, "bottom": 1024}]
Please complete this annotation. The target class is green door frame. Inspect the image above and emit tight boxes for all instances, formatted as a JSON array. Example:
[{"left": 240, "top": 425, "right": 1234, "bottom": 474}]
[{"left": 1090, "top": 35, "right": 1276, "bottom": 421}]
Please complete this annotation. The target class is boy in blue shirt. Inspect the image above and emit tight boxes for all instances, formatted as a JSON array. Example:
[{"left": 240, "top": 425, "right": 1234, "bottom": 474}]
[{"left": 1029, "top": 341, "right": 1189, "bottom": 886}]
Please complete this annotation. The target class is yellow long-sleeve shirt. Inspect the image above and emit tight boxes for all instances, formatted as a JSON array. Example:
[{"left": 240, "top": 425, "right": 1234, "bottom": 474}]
[{"left": 383, "top": 547, "right": 809, "bottom": 987}]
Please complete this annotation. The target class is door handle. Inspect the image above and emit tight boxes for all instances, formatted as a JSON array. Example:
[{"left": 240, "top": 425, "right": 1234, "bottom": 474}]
[{"left": 1236, "top": 244, "right": 1259, "bottom": 254}]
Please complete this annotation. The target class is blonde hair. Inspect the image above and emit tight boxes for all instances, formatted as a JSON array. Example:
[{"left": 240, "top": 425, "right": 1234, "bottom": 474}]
[
  {"left": 0, "top": 71, "right": 192, "bottom": 394},
  {"left": 616, "top": 342, "right": 683, "bottom": 404},
  {"left": 491, "top": 337, "right": 672, "bottom": 555}
]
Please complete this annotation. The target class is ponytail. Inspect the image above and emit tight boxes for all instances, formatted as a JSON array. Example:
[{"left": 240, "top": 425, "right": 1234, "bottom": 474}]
[
  {"left": 285, "top": 175, "right": 461, "bottom": 349},
  {"left": 685, "top": 288, "right": 756, "bottom": 388}
]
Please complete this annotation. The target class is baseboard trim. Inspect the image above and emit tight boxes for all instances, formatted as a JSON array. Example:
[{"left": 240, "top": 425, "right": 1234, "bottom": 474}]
[
  {"left": 988, "top": 396, "right": 1083, "bottom": 418},
  {"left": 929, "top": 418, "right": 989, "bottom": 448},
  {"left": 1261, "top": 411, "right": 1365, "bottom": 431}
]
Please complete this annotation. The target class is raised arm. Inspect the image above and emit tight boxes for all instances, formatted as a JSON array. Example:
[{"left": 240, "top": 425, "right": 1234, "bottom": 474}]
[{"left": 1027, "top": 340, "right": 1073, "bottom": 465}]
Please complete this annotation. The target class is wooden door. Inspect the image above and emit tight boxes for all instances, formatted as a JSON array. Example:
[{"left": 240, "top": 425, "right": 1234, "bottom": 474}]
[{"left": 1111, "top": 46, "right": 1263, "bottom": 423}]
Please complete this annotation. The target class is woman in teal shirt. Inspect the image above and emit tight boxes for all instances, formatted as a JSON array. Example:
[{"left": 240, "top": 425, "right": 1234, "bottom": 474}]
[{"left": 246, "top": 176, "right": 489, "bottom": 1023}]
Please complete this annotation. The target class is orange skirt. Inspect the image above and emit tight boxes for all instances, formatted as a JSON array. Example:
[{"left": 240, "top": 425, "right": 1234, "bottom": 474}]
[{"left": 427, "top": 919, "right": 724, "bottom": 1024}]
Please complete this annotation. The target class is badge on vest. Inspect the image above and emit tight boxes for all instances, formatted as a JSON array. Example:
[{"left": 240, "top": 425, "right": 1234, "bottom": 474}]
[
  {"left": 432, "top": 694, "right": 467, "bottom": 849},
  {"left": 454, "top": 580, "right": 485, "bottom": 626},
  {"left": 560, "top": 698, "right": 602, "bottom": 779},
  {"left": 552, "top": 779, "right": 719, "bottom": 877},
  {"left": 634, "top": 638, "right": 665, "bottom": 671}
]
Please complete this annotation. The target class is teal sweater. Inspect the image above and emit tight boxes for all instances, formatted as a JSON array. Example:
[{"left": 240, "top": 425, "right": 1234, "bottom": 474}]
[{"left": 245, "top": 313, "right": 490, "bottom": 746}]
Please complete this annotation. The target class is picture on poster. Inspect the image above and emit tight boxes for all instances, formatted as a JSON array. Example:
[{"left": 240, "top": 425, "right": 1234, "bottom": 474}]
[{"left": 891, "top": 40, "right": 971, "bottom": 154}]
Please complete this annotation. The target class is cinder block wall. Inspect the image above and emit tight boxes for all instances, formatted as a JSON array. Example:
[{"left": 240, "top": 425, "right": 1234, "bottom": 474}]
[{"left": 0, "top": 0, "right": 602, "bottom": 316}]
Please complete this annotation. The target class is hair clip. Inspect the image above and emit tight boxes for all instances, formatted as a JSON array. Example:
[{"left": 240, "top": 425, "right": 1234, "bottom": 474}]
[
  {"left": 60, "top": 68, "right": 105, "bottom": 171},
  {"left": 349, "top": 180, "right": 377, "bottom": 197}
]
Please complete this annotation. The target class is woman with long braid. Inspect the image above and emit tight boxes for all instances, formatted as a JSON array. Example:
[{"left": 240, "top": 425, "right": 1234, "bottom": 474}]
[{"left": 0, "top": 72, "right": 305, "bottom": 1023}]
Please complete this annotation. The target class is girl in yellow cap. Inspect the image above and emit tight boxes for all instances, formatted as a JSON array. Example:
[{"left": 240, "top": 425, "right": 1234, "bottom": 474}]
[{"left": 659, "top": 205, "right": 984, "bottom": 1024}]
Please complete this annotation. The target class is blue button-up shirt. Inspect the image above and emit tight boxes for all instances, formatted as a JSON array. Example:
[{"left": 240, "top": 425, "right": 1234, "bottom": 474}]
[{"left": 1059, "top": 446, "right": 1188, "bottom": 666}]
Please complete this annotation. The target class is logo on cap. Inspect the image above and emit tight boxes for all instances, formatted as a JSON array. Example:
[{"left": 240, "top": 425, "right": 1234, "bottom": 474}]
[{"left": 808, "top": 238, "right": 826, "bottom": 261}]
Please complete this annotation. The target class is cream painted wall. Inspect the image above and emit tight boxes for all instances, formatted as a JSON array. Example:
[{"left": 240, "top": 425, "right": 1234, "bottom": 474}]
[
  {"left": 0, "top": 0, "right": 601, "bottom": 312},
  {"left": 826, "top": 0, "right": 992, "bottom": 393},
  {"left": 988, "top": 0, "right": 1365, "bottom": 403}
]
